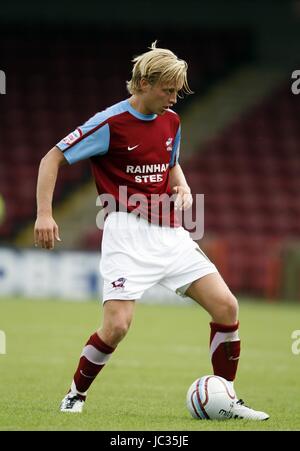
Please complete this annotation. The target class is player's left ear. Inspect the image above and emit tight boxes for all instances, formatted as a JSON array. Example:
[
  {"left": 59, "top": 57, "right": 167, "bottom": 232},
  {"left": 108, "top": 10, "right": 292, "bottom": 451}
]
[{"left": 140, "top": 78, "right": 151, "bottom": 93}]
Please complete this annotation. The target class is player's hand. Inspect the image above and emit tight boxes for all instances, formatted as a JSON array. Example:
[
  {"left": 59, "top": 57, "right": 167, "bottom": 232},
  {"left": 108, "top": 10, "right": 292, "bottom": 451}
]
[
  {"left": 172, "top": 186, "right": 193, "bottom": 210},
  {"left": 34, "top": 215, "right": 61, "bottom": 250}
]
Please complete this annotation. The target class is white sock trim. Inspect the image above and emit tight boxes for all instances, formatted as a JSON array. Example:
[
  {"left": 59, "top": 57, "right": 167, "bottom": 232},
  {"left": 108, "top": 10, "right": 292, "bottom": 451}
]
[
  {"left": 210, "top": 330, "right": 240, "bottom": 357},
  {"left": 81, "top": 344, "right": 112, "bottom": 365}
]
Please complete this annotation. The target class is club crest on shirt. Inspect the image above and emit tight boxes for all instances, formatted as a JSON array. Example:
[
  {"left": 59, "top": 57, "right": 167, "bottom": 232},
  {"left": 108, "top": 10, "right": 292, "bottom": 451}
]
[
  {"left": 166, "top": 137, "right": 173, "bottom": 151},
  {"left": 111, "top": 277, "right": 126, "bottom": 289},
  {"left": 62, "top": 128, "right": 82, "bottom": 145}
]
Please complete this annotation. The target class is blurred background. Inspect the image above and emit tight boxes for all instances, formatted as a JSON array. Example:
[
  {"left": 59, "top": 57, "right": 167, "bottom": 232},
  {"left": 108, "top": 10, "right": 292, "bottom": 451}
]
[{"left": 1, "top": 0, "right": 300, "bottom": 302}]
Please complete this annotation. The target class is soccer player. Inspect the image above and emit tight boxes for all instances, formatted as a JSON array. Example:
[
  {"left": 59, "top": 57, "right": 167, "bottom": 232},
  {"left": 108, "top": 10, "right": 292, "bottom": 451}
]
[{"left": 34, "top": 42, "right": 269, "bottom": 420}]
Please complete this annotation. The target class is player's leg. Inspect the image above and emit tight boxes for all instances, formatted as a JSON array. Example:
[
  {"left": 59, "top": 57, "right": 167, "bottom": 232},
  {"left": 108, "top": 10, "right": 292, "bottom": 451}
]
[
  {"left": 97, "top": 299, "right": 136, "bottom": 347},
  {"left": 185, "top": 273, "right": 269, "bottom": 420},
  {"left": 186, "top": 272, "right": 238, "bottom": 324},
  {"left": 185, "top": 273, "right": 240, "bottom": 382},
  {"left": 60, "top": 299, "right": 135, "bottom": 413},
  {"left": 63, "top": 212, "right": 165, "bottom": 413},
  {"left": 160, "top": 226, "right": 268, "bottom": 420}
]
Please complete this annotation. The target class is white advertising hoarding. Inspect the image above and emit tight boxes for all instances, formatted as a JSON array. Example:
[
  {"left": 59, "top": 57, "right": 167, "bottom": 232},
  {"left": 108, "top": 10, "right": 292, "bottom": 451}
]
[{"left": 0, "top": 248, "right": 187, "bottom": 304}]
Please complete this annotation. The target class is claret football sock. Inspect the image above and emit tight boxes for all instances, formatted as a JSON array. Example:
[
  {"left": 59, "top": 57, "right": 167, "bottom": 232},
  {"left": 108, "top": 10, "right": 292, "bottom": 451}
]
[
  {"left": 70, "top": 332, "right": 115, "bottom": 398},
  {"left": 209, "top": 322, "right": 240, "bottom": 382}
]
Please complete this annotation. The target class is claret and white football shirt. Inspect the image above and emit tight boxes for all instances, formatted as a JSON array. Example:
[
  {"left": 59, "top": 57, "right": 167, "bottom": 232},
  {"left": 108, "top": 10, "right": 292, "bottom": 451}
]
[{"left": 56, "top": 99, "right": 181, "bottom": 226}]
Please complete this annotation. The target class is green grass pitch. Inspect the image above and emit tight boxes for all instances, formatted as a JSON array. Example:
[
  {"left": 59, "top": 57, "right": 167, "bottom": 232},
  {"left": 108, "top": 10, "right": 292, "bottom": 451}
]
[{"left": 0, "top": 296, "right": 299, "bottom": 431}]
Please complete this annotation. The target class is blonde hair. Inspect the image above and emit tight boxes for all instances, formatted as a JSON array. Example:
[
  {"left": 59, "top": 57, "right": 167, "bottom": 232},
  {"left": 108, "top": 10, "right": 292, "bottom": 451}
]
[{"left": 126, "top": 41, "right": 193, "bottom": 97}]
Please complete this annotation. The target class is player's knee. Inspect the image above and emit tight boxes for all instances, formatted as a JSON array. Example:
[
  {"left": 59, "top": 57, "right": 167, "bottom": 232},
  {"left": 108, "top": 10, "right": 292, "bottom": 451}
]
[
  {"left": 99, "top": 316, "right": 132, "bottom": 347},
  {"left": 111, "top": 318, "right": 131, "bottom": 341},
  {"left": 215, "top": 293, "right": 239, "bottom": 324}
]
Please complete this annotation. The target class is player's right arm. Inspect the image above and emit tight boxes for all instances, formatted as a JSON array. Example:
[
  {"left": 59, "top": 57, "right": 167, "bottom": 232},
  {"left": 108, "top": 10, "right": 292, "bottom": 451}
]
[
  {"left": 35, "top": 109, "right": 111, "bottom": 249},
  {"left": 34, "top": 146, "right": 67, "bottom": 250}
]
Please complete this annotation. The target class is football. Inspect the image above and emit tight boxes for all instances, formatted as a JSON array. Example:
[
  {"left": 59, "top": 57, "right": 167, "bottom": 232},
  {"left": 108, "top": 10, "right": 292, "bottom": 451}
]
[{"left": 186, "top": 375, "right": 236, "bottom": 420}]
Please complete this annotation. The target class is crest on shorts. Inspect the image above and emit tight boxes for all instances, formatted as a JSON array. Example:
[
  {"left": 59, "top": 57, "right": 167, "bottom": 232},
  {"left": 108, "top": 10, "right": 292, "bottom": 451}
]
[{"left": 111, "top": 277, "right": 126, "bottom": 289}]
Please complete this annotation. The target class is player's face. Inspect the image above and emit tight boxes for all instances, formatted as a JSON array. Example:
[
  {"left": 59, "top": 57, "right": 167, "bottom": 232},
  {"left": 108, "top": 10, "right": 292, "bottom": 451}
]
[{"left": 143, "top": 81, "right": 179, "bottom": 115}]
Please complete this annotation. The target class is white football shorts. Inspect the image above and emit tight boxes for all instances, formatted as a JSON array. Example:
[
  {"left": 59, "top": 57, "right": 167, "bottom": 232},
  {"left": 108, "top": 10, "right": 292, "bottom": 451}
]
[{"left": 100, "top": 212, "right": 218, "bottom": 302}]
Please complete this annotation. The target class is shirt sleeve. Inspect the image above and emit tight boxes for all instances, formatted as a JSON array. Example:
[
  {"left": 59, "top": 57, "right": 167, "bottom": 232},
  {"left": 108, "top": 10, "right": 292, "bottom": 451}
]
[
  {"left": 169, "top": 125, "right": 181, "bottom": 168},
  {"left": 56, "top": 112, "right": 110, "bottom": 164}
]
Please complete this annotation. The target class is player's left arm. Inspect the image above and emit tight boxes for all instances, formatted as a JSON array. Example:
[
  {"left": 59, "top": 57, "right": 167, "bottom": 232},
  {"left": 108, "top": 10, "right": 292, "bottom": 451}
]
[{"left": 169, "top": 164, "right": 193, "bottom": 210}]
